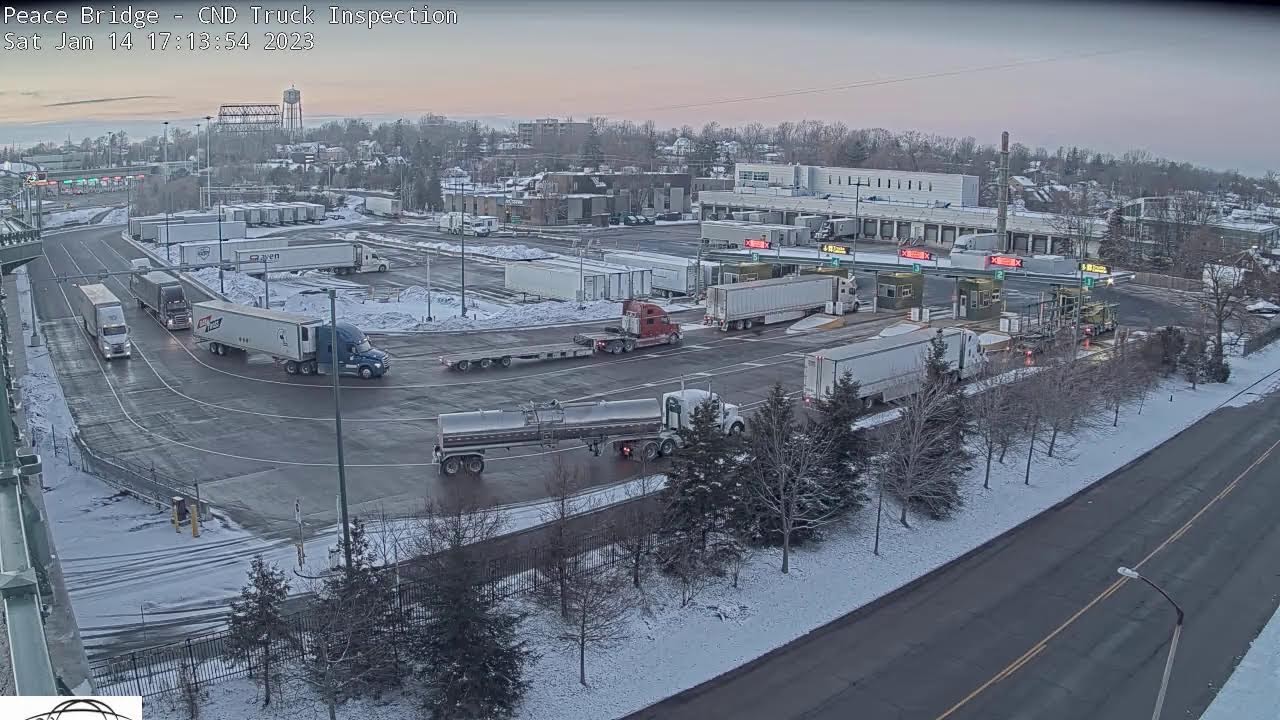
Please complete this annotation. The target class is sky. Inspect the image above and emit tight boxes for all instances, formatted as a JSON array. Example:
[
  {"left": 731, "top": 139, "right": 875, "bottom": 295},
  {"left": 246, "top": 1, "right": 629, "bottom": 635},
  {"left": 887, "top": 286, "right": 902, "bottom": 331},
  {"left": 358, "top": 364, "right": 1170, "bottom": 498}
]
[{"left": 1, "top": 0, "right": 1278, "bottom": 175}]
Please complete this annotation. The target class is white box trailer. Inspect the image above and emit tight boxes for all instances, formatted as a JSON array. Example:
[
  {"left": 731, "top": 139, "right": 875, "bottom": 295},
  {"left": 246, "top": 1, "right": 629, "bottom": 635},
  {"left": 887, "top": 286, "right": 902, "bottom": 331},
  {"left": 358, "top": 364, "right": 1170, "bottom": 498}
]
[
  {"left": 179, "top": 237, "right": 289, "bottom": 268},
  {"left": 156, "top": 221, "right": 247, "bottom": 245},
  {"left": 235, "top": 242, "right": 389, "bottom": 275},
  {"left": 239, "top": 206, "right": 262, "bottom": 226},
  {"left": 254, "top": 204, "right": 281, "bottom": 225},
  {"left": 73, "top": 283, "right": 131, "bottom": 359},
  {"left": 272, "top": 204, "right": 297, "bottom": 224},
  {"left": 128, "top": 214, "right": 166, "bottom": 239},
  {"left": 706, "top": 274, "right": 856, "bottom": 330},
  {"left": 174, "top": 212, "right": 219, "bottom": 224},
  {"left": 794, "top": 215, "right": 825, "bottom": 232},
  {"left": 803, "top": 327, "right": 984, "bottom": 407},
  {"left": 219, "top": 206, "right": 247, "bottom": 224},
  {"left": 505, "top": 258, "right": 651, "bottom": 301},
  {"left": 364, "top": 195, "right": 402, "bottom": 218},
  {"left": 192, "top": 300, "right": 390, "bottom": 377},
  {"left": 600, "top": 250, "right": 719, "bottom": 297}
]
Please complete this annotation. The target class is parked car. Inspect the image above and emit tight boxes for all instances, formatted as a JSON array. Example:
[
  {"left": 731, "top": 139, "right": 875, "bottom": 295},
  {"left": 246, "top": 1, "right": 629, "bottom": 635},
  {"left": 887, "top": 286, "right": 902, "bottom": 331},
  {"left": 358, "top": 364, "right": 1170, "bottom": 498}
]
[
  {"left": 608, "top": 214, "right": 622, "bottom": 225},
  {"left": 639, "top": 214, "right": 655, "bottom": 225},
  {"left": 658, "top": 212, "right": 682, "bottom": 221},
  {"left": 623, "top": 215, "right": 642, "bottom": 226}
]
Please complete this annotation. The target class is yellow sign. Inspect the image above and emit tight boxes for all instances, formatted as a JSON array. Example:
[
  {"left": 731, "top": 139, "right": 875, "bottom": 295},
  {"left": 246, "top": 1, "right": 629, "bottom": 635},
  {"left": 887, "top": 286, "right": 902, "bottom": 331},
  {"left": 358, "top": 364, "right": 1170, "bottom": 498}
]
[
  {"left": 1079, "top": 262, "right": 1110, "bottom": 275},
  {"left": 821, "top": 244, "right": 849, "bottom": 255}
]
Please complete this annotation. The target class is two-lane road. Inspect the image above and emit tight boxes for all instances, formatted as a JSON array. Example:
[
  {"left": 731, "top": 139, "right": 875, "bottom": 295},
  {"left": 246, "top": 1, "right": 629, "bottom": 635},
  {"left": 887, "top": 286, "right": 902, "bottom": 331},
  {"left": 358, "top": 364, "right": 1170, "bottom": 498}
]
[{"left": 627, "top": 390, "right": 1280, "bottom": 720}]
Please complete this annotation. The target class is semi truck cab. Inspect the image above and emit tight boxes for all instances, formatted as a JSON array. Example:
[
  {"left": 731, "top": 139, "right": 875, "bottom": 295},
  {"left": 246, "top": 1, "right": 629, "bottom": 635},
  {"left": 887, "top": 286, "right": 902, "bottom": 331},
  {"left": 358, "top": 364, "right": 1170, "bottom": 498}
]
[
  {"left": 662, "top": 389, "right": 745, "bottom": 437},
  {"left": 96, "top": 306, "right": 132, "bottom": 360},
  {"left": 160, "top": 284, "right": 192, "bottom": 329},
  {"left": 316, "top": 322, "right": 391, "bottom": 379}
]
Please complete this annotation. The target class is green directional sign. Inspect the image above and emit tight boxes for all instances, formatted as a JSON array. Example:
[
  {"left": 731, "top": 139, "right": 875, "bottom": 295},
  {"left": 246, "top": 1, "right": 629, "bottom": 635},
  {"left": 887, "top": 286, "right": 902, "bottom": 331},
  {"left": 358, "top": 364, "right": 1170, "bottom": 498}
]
[
  {"left": 829, "top": 257, "right": 841, "bottom": 268},
  {"left": 751, "top": 252, "right": 760, "bottom": 262},
  {"left": 1083, "top": 277, "right": 1095, "bottom": 289},
  {"left": 912, "top": 263, "right": 922, "bottom": 274},
  {"left": 994, "top": 270, "right": 1005, "bottom": 281}
]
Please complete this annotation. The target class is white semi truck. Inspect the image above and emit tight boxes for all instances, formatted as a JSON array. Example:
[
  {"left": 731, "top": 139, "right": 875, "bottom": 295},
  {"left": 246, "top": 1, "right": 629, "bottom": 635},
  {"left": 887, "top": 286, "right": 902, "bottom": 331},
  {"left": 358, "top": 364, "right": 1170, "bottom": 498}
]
[
  {"left": 235, "top": 242, "right": 389, "bottom": 275},
  {"left": 803, "top": 327, "right": 984, "bottom": 408},
  {"left": 192, "top": 301, "right": 390, "bottom": 378},
  {"left": 73, "top": 283, "right": 131, "bottom": 360},
  {"left": 432, "top": 389, "right": 744, "bottom": 475},
  {"left": 705, "top": 274, "right": 859, "bottom": 331},
  {"left": 363, "top": 196, "right": 402, "bottom": 218}
]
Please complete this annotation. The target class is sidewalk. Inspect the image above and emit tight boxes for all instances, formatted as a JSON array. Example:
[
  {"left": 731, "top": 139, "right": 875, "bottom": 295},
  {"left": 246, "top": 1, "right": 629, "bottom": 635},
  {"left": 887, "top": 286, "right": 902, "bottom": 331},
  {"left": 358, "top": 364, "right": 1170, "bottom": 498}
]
[{"left": 4, "top": 268, "right": 94, "bottom": 693}]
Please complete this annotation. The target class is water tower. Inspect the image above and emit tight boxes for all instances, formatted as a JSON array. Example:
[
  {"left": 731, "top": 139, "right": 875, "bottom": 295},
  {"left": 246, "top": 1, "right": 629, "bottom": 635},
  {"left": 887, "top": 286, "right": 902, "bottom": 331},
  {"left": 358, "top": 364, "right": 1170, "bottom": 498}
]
[{"left": 283, "top": 85, "right": 303, "bottom": 136}]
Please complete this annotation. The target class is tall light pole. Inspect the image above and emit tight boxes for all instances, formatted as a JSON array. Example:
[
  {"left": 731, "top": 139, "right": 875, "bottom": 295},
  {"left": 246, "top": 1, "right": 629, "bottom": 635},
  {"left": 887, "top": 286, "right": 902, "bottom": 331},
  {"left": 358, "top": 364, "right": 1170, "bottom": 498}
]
[
  {"left": 162, "top": 121, "right": 170, "bottom": 245},
  {"left": 852, "top": 178, "right": 870, "bottom": 267},
  {"left": 328, "top": 289, "right": 353, "bottom": 570},
  {"left": 1117, "top": 567, "right": 1184, "bottom": 720}
]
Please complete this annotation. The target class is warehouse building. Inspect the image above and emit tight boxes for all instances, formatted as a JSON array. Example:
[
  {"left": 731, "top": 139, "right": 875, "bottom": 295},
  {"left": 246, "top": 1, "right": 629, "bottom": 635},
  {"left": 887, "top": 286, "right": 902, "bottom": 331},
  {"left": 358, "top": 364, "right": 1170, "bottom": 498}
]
[
  {"left": 1118, "top": 197, "right": 1280, "bottom": 257},
  {"left": 701, "top": 162, "right": 1101, "bottom": 256}
]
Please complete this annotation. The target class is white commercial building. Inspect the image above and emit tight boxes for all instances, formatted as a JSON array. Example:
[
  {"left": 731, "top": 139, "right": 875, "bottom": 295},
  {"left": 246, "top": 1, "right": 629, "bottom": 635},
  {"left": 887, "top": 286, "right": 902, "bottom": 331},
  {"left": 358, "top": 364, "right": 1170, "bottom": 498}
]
[
  {"left": 733, "top": 162, "right": 980, "bottom": 207},
  {"left": 703, "top": 162, "right": 1102, "bottom": 257}
]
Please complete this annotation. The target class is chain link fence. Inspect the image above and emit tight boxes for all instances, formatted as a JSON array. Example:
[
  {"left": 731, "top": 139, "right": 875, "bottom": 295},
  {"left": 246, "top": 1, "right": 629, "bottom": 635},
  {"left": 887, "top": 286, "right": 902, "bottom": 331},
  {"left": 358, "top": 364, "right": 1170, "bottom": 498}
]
[{"left": 1244, "top": 323, "right": 1280, "bottom": 356}]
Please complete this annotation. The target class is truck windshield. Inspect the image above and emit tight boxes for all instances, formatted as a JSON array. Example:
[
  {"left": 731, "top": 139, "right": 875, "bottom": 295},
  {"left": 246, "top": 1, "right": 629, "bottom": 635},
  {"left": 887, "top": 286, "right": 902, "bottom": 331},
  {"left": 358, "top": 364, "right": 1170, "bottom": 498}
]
[
  {"left": 162, "top": 288, "right": 186, "bottom": 305},
  {"left": 354, "top": 337, "right": 373, "bottom": 353},
  {"left": 102, "top": 325, "right": 128, "bottom": 337}
]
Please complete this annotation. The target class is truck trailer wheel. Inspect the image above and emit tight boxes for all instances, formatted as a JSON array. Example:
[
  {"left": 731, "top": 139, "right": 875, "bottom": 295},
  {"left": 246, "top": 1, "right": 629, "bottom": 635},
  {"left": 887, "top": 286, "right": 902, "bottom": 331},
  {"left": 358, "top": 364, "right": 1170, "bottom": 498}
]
[
  {"left": 743, "top": 319, "right": 754, "bottom": 330},
  {"left": 642, "top": 441, "right": 660, "bottom": 462},
  {"left": 500, "top": 356, "right": 512, "bottom": 368},
  {"left": 285, "top": 361, "right": 299, "bottom": 375},
  {"left": 465, "top": 456, "right": 485, "bottom": 474},
  {"left": 442, "top": 456, "right": 462, "bottom": 476},
  {"left": 216, "top": 344, "right": 228, "bottom": 356},
  {"left": 479, "top": 358, "right": 492, "bottom": 369},
  {"left": 607, "top": 341, "right": 623, "bottom": 354},
  {"left": 623, "top": 339, "right": 636, "bottom": 353},
  {"left": 667, "top": 333, "right": 682, "bottom": 346},
  {"left": 301, "top": 362, "right": 315, "bottom": 375},
  {"left": 659, "top": 438, "right": 677, "bottom": 456},
  {"left": 456, "top": 360, "right": 471, "bottom": 372},
  {"left": 378, "top": 264, "right": 388, "bottom": 273}
]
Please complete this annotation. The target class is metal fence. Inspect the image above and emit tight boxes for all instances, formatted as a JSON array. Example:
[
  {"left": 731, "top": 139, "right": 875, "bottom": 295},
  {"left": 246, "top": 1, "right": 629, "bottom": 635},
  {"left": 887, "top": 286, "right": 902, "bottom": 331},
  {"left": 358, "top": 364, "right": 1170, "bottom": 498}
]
[
  {"left": 1131, "top": 271, "right": 1202, "bottom": 293},
  {"left": 88, "top": 522, "right": 632, "bottom": 698},
  {"left": 28, "top": 422, "right": 197, "bottom": 511}
]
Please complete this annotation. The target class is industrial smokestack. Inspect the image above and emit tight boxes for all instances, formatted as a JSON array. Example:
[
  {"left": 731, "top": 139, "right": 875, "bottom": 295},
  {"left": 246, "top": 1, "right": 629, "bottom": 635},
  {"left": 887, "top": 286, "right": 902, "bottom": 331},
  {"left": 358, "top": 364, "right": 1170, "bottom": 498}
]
[{"left": 997, "top": 131, "right": 1010, "bottom": 252}]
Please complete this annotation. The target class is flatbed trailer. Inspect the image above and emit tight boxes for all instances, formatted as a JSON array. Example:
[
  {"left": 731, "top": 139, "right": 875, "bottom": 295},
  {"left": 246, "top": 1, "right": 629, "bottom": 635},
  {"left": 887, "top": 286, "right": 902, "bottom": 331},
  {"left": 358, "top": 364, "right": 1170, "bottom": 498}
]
[{"left": 440, "top": 342, "right": 595, "bottom": 371}]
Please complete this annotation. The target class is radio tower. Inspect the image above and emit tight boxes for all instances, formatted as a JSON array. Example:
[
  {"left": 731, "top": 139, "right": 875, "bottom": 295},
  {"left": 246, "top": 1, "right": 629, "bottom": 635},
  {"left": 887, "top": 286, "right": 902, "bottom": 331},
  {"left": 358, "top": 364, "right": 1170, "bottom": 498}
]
[{"left": 283, "top": 85, "right": 303, "bottom": 137}]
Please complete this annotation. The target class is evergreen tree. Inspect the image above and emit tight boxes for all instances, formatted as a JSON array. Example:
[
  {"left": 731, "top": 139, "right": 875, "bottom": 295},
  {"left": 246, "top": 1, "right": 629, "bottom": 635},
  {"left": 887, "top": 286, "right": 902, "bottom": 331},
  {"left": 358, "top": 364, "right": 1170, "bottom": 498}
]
[
  {"left": 659, "top": 397, "right": 740, "bottom": 551},
  {"left": 412, "top": 171, "right": 430, "bottom": 211},
  {"left": 914, "top": 333, "right": 969, "bottom": 519},
  {"left": 811, "top": 371, "right": 870, "bottom": 511},
  {"left": 425, "top": 169, "right": 443, "bottom": 211},
  {"left": 1098, "top": 210, "right": 1129, "bottom": 265},
  {"left": 226, "top": 556, "right": 293, "bottom": 707},
  {"left": 307, "top": 518, "right": 402, "bottom": 703},
  {"left": 410, "top": 526, "right": 531, "bottom": 719}
]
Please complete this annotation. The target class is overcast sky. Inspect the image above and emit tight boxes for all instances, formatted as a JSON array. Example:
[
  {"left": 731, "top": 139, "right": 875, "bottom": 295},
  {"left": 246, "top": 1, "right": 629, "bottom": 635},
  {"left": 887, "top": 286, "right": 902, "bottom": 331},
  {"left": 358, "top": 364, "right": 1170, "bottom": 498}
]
[{"left": 2, "top": 0, "right": 1277, "bottom": 174}]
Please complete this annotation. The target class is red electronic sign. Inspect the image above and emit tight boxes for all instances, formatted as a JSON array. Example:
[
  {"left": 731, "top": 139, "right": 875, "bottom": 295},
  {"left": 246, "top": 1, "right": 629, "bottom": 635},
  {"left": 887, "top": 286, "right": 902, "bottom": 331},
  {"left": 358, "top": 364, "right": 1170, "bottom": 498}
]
[
  {"left": 898, "top": 248, "right": 934, "bottom": 261},
  {"left": 990, "top": 255, "right": 1024, "bottom": 268},
  {"left": 744, "top": 238, "right": 771, "bottom": 250}
]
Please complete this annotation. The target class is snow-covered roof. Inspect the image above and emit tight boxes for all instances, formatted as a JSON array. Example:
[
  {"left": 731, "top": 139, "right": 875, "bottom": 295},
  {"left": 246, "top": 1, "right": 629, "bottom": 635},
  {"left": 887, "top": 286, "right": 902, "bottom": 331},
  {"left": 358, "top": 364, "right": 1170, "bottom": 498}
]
[{"left": 1010, "top": 176, "right": 1036, "bottom": 188}]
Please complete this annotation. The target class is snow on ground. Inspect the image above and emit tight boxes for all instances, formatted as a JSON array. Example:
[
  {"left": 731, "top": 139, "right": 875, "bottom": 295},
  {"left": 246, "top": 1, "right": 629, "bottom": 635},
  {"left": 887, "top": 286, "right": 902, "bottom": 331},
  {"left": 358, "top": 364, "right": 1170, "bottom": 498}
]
[
  {"left": 98, "top": 207, "right": 128, "bottom": 225},
  {"left": 18, "top": 264, "right": 673, "bottom": 653},
  {"left": 345, "top": 230, "right": 555, "bottom": 261},
  {"left": 146, "top": 340, "right": 1280, "bottom": 719},
  {"left": 43, "top": 206, "right": 113, "bottom": 228},
  {"left": 1199, "top": 598, "right": 1280, "bottom": 719},
  {"left": 185, "top": 265, "right": 633, "bottom": 333}
]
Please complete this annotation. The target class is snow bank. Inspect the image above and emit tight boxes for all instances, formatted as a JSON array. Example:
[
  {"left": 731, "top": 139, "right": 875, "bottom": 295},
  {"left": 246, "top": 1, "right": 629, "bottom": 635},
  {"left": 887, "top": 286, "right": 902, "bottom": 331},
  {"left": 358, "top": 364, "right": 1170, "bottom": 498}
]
[
  {"left": 98, "top": 207, "right": 128, "bottom": 225},
  {"left": 347, "top": 231, "right": 555, "bottom": 261},
  {"left": 43, "top": 206, "right": 112, "bottom": 228},
  {"left": 1199, "top": 599, "right": 1280, "bottom": 720}
]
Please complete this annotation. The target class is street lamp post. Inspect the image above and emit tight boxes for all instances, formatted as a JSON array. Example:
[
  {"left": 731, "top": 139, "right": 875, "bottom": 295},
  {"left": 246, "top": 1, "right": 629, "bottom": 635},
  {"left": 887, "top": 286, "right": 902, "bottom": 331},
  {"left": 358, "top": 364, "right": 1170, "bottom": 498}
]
[
  {"left": 300, "top": 288, "right": 354, "bottom": 571},
  {"left": 162, "top": 121, "right": 171, "bottom": 245},
  {"left": 1117, "top": 567, "right": 1184, "bottom": 720},
  {"left": 328, "top": 288, "right": 353, "bottom": 571}
]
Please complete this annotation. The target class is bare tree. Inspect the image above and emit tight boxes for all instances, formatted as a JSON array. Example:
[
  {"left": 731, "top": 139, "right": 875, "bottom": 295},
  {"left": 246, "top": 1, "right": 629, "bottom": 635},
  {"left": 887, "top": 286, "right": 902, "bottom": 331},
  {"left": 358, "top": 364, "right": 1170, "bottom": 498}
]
[
  {"left": 1047, "top": 184, "right": 1103, "bottom": 259},
  {"left": 1096, "top": 334, "right": 1159, "bottom": 427},
  {"left": 968, "top": 366, "right": 1022, "bottom": 489},
  {"left": 538, "top": 458, "right": 599, "bottom": 619},
  {"left": 549, "top": 564, "right": 633, "bottom": 687},
  {"left": 1199, "top": 254, "right": 1247, "bottom": 372},
  {"left": 877, "top": 378, "right": 961, "bottom": 527},
  {"left": 615, "top": 470, "right": 662, "bottom": 591},
  {"left": 744, "top": 422, "right": 842, "bottom": 574}
]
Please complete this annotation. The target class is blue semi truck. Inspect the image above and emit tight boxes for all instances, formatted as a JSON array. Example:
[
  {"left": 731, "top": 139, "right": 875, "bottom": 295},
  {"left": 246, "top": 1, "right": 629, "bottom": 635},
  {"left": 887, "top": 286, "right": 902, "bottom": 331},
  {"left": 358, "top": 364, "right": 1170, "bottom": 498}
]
[{"left": 192, "top": 300, "right": 390, "bottom": 378}]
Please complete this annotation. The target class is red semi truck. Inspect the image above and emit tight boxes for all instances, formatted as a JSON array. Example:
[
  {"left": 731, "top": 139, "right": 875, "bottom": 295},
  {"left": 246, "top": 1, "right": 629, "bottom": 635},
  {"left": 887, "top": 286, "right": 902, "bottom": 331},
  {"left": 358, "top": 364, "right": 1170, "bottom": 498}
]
[{"left": 573, "top": 300, "right": 683, "bottom": 354}]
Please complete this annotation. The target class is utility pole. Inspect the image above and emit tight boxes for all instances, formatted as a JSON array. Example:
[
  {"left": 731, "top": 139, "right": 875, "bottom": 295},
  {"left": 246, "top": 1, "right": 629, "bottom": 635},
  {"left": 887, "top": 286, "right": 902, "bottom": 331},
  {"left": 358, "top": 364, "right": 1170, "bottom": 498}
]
[
  {"left": 458, "top": 177, "right": 468, "bottom": 316},
  {"left": 997, "top": 130, "right": 1010, "bottom": 253},
  {"left": 328, "top": 289, "right": 353, "bottom": 571},
  {"left": 852, "top": 178, "right": 871, "bottom": 267},
  {"left": 162, "top": 121, "right": 170, "bottom": 245},
  {"left": 425, "top": 252, "right": 433, "bottom": 321}
]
